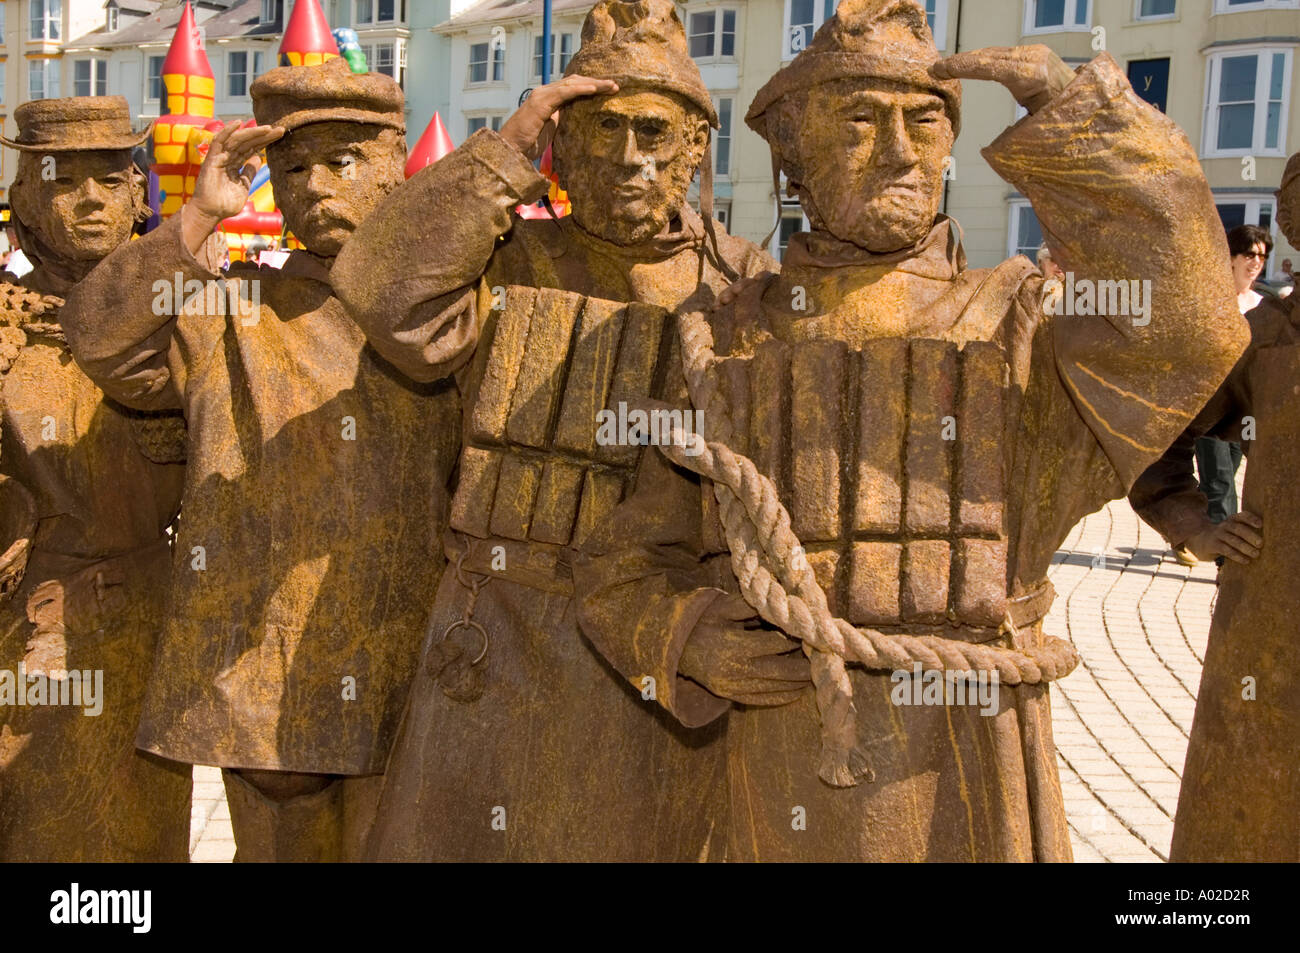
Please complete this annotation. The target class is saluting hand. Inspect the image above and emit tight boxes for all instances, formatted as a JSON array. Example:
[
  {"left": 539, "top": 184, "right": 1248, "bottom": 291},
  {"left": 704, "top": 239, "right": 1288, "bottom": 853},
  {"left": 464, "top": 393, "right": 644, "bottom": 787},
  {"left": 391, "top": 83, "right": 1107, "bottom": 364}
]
[
  {"left": 499, "top": 74, "right": 620, "bottom": 161},
  {"left": 932, "top": 45, "right": 1076, "bottom": 115},
  {"left": 182, "top": 120, "right": 284, "bottom": 256}
]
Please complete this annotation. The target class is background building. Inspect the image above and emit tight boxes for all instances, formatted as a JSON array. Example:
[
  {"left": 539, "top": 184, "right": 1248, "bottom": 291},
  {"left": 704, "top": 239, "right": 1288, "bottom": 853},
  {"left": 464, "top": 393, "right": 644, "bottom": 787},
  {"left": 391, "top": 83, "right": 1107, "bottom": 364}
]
[{"left": 0, "top": 0, "right": 1294, "bottom": 275}]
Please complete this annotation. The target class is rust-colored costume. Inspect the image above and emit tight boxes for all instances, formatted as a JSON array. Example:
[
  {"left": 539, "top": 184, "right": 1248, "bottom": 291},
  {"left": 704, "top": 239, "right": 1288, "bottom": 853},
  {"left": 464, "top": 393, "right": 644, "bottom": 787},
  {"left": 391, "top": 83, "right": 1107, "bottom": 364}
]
[
  {"left": 575, "top": 56, "right": 1247, "bottom": 861},
  {"left": 332, "top": 128, "right": 772, "bottom": 860},
  {"left": 59, "top": 214, "right": 458, "bottom": 782},
  {"left": 1130, "top": 294, "right": 1299, "bottom": 862},
  {"left": 0, "top": 269, "right": 191, "bottom": 861}
]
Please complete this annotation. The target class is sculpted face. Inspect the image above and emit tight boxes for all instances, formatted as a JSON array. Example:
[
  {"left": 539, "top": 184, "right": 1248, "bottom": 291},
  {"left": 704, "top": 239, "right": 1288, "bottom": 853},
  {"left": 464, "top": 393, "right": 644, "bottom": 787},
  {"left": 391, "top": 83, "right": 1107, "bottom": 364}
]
[
  {"left": 553, "top": 89, "right": 709, "bottom": 245},
  {"left": 13, "top": 150, "right": 140, "bottom": 262},
  {"left": 267, "top": 121, "right": 405, "bottom": 257},
  {"left": 789, "top": 79, "right": 953, "bottom": 253}
]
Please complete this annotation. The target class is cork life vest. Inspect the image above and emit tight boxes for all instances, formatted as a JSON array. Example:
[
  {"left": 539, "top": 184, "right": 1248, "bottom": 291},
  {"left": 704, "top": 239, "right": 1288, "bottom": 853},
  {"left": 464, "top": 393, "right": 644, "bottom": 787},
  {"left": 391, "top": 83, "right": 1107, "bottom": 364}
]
[
  {"left": 449, "top": 285, "right": 674, "bottom": 550},
  {"left": 700, "top": 256, "right": 1046, "bottom": 639}
]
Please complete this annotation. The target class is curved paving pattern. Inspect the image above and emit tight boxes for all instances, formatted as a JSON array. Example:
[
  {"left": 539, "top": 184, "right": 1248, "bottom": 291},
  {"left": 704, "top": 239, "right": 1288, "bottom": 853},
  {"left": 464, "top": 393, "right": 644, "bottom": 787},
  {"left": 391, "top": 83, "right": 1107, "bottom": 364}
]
[
  {"left": 186, "top": 496, "right": 1226, "bottom": 863},
  {"left": 1047, "top": 496, "right": 1220, "bottom": 863}
]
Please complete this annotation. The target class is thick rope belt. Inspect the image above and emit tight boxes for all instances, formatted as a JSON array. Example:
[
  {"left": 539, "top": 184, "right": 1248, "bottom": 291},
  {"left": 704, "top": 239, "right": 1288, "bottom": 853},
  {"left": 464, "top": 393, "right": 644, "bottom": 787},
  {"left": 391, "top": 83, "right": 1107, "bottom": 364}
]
[{"left": 656, "top": 305, "right": 1079, "bottom": 788}]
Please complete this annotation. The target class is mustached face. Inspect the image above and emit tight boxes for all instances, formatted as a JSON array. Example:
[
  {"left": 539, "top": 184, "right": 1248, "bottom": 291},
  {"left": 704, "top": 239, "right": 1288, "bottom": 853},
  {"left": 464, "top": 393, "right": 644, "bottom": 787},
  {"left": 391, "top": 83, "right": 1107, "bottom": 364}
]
[
  {"left": 14, "top": 150, "right": 140, "bottom": 262},
  {"left": 790, "top": 79, "right": 953, "bottom": 253},
  {"left": 267, "top": 121, "right": 405, "bottom": 257},
  {"left": 553, "top": 89, "right": 709, "bottom": 246}
]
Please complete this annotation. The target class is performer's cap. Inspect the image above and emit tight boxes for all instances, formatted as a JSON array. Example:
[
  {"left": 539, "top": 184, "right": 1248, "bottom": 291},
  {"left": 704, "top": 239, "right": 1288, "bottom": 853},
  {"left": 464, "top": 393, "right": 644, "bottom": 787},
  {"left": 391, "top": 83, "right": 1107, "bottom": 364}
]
[
  {"left": 251, "top": 57, "right": 404, "bottom": 134},
  {"left": 746, "top": 0, "right": 961, "bottom": 142},
  {"left": 564, "top": 0, "right": 719, "bottom": 128},
  {"left": 0, "top": 97, "right": 152, "bottom": 152}
]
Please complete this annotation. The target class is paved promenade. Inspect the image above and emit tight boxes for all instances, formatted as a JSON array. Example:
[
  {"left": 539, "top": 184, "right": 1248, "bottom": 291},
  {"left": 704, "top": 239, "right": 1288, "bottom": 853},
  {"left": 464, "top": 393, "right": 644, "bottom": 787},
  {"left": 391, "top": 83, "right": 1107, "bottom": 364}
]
[{"left": 187, "top": 496, "right": 1224, "bottom": 863}]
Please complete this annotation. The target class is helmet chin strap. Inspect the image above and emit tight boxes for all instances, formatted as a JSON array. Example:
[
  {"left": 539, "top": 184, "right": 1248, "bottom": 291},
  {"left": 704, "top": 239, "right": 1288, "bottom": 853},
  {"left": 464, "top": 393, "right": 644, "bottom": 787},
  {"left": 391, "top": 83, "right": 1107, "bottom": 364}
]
[{"left": 697, "top": 138, "right": 740, "bottom": 282}]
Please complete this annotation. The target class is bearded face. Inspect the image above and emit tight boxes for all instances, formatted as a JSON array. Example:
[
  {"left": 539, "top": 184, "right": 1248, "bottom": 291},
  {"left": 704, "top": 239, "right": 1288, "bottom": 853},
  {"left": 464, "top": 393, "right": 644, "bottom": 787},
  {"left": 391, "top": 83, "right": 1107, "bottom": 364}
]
[
  {"left": 553, "top": 89, "right": 709, "bottom": 246},
  {"left": 12, "top": 150, "right": 141, "bottom": 262},
  {"left": 267, "top": 121, "right": 405, "bottom": 258},
  {"left": 790, "top": 79, "right": 953, "bottom": 253}
]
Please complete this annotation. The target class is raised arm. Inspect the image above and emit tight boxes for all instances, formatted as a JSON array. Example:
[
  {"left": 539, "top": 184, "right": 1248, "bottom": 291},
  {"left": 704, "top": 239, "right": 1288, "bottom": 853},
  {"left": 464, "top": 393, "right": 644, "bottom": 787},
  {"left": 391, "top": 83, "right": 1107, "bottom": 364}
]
[
  {"left": 332, "top": 76, "right": 616, "bottom": 382},
  {"left": 968, "top": 51, "right": 1249, "bottom": 490},
  {"left": 62, "top": 122, "right": 281, "bottom": 411}
]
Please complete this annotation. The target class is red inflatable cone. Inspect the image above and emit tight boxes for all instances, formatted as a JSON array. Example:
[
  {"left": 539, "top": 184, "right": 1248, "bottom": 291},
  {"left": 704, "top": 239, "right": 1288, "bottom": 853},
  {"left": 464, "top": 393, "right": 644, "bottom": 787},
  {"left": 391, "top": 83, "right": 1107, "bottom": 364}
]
[
  {"left": 404, "top": 113, "right": 456, "bottom": 179},
  {"left": 279, "top": 0, "right": 339, "bottom": 67}
]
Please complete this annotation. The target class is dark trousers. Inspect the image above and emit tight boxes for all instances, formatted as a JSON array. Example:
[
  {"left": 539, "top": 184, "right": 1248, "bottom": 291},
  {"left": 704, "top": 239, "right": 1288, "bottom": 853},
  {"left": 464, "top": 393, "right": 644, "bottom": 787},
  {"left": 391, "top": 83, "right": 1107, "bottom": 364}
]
[{"left": 1195, "top": 436, "right": 1243, "bottom": 524}]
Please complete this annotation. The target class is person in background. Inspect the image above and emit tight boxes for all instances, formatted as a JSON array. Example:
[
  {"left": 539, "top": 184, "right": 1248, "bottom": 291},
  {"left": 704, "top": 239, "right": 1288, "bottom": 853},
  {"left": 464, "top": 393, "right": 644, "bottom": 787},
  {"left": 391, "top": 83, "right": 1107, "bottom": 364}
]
[{"left": 1178, "top": 224, "right": 1271, "bottom": 565}]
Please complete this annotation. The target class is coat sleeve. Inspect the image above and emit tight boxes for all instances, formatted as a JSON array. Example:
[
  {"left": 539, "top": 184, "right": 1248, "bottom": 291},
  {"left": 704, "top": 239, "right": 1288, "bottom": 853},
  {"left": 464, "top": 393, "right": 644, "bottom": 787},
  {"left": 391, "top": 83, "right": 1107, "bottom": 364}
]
[
  {"left": 982, "top": 53, "right": 1249, "bottom": 494},
  {"left": 331, "top": 129, "right": 550, "bottom": 383},
  {"left": 61, "top": 213, "right": 222, "bottom": 412},
  {"left": 573, "top": 339, "right": 738, "bottom": 729}
]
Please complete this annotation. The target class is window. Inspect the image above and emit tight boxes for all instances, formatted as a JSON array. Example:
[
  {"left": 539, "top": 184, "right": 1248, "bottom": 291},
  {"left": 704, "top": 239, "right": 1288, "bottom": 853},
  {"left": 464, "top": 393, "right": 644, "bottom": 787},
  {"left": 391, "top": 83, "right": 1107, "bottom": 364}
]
[
  {"left": 30, "top": 0, "right": 61, "bottom": 41},
  {"left": 1216, "top": 196, "right": 1279, "bottom": 277},
  {"left": 73, "top": 58, "right": 107, "bottom": 97},
  {"left": 785, "top": 0, "right": 838, "bottom": 60},
  {"left": 714, "top": 96, "right": 733, "bottom": 176},
  {"left": 260, "top": 0, "right": 279, "bottom": 25},
  {"left": 926, "top": 0, "right": 948, "bottom": 49},
  {"left": 356, "top": 0, "right": 399, "bottom": 24},
  {"left": 1024, "top": 0, "right": 1091, "bottom": 33},
  {"left": 228, "top": 51, "right": 250, "bottom": 97},
  {"left": 468, "top": 40, "right": 504, "bottom": 84},
  {"left": 1127, "top": 58, "right": 1170, "bottom": 112},
  {"left": 688, "top": 9, "right": 736, "bottom": 60},
  {"left": 714, "top": 204, "right": 730, "bottom": 229},
  {"left": 532, "top": 32, "right": 574, "bottom": 81},
  {"left": 106, "top": 3, "right": 119, "bottom": 32},
  {"left": 28, "top": 59, "right": 60, "bottom": 100},
  {"left": 1136, "top": 0, "right": 1176, "bottom": 17},
  {"left": 775, "top": 209, "right": 808, "bottom": 261},
  {"left": 373, "top": 41, "right": 395, "bottom": 78},
  {"left": 1008, "top": 200, "right": 1044, "bottom": 260},
  {"left": 1204, "top": 48, "right": 1292, "bottom": 156},
  {"left": 1213, "top": 0, "right": 1299, "bottom": 12},
  {"left": 467, "top": 115, "right": 503, "bottom": 136},
  {"left": 0, "top": 68, "right": 7, "bottom": 106},
  {"left": 147, "top": 55, "right": 165, "bottom": 101}
]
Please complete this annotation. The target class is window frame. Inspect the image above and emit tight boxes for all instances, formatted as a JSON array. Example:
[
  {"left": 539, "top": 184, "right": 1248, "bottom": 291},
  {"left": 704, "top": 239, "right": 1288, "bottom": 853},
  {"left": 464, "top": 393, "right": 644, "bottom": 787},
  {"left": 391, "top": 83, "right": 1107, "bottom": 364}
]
[
  {"left": 688, "top": 8, "right": 738, "bottom": 63},
  {"left": 1134, "top": 0, "right": 1177, "bottom": 19},
  {"left": 1212, "top": 0, "right": 1299, "bottom": 13},
  {"left": 783, "top": 0, "right": 838, "bottom": 61},
  {"left": 466, "top": 114, "right": 504, "bottom": 137},
  {"left": 1202, "top": 46, "right": 1294, "bottom": 158},
  {"left": 1022, "top": 0, "right": 1092, "bottom": 35},
  {"left": 73, "top": 57, "right": 108, "bottom": 97},
  {"left": 713, "top": 94, "right": 734, "bottom": 178},
  {"left": 1007, "top": 198, "right": 1045, "bottom": 262},
  {"left": 106, "top": 3, "right": 119, "bottom": 32},
  {"left": 227, "top": 51, "right": 250, "bottom": 98},
  {"left": 27, "top": 58, "right": 61, "bottom": 100},
  {"left": 532, "top": 31, "right": 575, "bottom": 82},
  {"left": 926, "top": 0, "right": 948, "bottom": 50},
  {"left": 30, "top": 0, "right": 62, "bottom": 42},
  {"left": 147, "top": 54, "right": 165, "bottom": 102}
]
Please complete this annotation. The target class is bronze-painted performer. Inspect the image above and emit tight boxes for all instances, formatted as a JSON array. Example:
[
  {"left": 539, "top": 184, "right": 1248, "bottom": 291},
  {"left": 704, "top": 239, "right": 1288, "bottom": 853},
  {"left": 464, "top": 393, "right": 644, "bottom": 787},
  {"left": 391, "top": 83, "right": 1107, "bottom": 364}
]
[
  {"left": 1129, "top": 152, "right": 1299, "bottom": 862},
  {"left": 574, "top": 0, "right": 1247, "bottom": 861},
  {"left": 61, "top": 60, "right": 459, "bottom": 862},
  {"left": 0, "top": 97, "right": 191, "bottom": 861},
  {"left": 332, "top": 0, "right": 773, "bottom": 860}
]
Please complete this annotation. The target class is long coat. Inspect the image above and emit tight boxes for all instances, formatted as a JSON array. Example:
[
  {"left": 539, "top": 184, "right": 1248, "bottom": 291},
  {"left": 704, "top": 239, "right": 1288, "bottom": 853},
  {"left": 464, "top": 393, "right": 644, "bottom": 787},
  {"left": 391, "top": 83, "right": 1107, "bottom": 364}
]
[
  {"left": 60, "top": 219, "right": 460, "bottom": 776},
  {"left": 574, "top": 55, "right": 1249, "bottom": 861},
  {"left": 332, "top": 129, "right": 773, "bottom": 859},
  {"left": 1130, "top": 293, "right": 1299, "bottom": 861},
  {"left": 0, "top": 268, "right": 191, "bottom": 861}
]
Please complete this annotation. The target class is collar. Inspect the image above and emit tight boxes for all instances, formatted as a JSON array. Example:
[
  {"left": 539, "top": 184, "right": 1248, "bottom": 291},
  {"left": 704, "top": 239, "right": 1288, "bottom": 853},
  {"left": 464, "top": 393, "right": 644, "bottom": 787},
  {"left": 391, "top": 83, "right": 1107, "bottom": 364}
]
[{"left": 783, "top": 215, "right": 967, "bottom": 280}]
